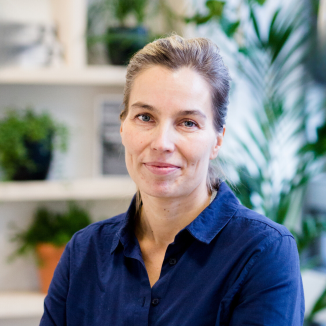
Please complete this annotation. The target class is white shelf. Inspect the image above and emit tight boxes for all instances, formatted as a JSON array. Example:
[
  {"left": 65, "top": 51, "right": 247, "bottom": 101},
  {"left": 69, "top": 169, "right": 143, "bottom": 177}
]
[
  {"left": 0, "top": 292, "right": 45, "bottom": 319},
  {"left": 0, "top": 176, "right": 136, "bottom": 202},
  {"left": 0, "top": 66, "right": 126, "bottom": 86}
]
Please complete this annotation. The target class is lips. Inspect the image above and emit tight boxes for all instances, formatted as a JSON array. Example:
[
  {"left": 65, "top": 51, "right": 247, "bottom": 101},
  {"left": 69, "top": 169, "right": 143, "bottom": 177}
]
[
  {"left": 143, "top": 162, "right": 180, "bottom": 175},
  {"left": 145, "top": 162, "right": 180, "bottom": 168}
]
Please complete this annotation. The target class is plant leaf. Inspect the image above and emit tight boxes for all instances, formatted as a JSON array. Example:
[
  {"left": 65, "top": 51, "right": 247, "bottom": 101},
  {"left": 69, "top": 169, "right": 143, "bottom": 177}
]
[
  {"left": 205, "top": 0, "right": 225, "bottom": 17},
  {"left": 220, "top": 16, "right": 240, "bottom": 37},
  {"left": 249, "top": 6, "right": 262, "bottom": 45}
]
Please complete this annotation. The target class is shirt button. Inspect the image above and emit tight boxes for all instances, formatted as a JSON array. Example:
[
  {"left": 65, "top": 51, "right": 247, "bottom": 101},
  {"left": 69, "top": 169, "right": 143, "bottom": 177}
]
[
  {"left": 169, "top": 258, "right": 177, "bottom": 266},
  {"left": 151, "top": 298, "right": 160, "bottom": 306}
]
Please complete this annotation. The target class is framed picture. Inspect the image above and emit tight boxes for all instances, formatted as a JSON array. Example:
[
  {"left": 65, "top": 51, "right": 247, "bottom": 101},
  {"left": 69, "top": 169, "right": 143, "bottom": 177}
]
[{"left": 94, "top": 94, "right": 128, "bottom": 176}]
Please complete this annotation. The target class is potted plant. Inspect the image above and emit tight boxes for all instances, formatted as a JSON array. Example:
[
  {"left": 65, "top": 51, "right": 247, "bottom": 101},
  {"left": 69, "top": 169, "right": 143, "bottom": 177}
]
[
  {"left": 87, "top": 0, "right": 176, "bottom": 65},
  {"left": 10, "top": 202, "right": 92, "bottom": 293},
  {"left": 0, "top": 107, "right": 68, "bottom": 181}
]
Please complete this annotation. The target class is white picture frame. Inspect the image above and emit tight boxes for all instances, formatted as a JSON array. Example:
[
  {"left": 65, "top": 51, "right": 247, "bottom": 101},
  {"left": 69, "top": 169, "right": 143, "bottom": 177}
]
[{"left": 93, "top": 94, "right": 128, "bottom": 177}]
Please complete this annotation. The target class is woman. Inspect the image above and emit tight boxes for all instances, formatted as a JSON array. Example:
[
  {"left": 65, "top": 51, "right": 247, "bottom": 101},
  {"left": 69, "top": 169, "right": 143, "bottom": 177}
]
[{"left": 40, "top": 35, "right": 304, "bottom": 325}]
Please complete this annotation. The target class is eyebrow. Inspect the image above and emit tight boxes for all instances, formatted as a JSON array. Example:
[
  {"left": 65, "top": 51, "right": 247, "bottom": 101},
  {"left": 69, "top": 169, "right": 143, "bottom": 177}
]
[{"left": 130, "top": 101, "right": 207, "bottom": 119}]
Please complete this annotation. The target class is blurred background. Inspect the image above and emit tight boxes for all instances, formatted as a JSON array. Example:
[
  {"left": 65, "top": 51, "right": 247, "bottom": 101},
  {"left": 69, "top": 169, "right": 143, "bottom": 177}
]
[{"left": 0, "top": 0, "right": 325, "bottom": 325}]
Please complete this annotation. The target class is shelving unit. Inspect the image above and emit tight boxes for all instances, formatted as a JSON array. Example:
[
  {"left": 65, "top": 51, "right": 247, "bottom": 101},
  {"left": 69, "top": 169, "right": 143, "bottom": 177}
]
[
  {"left": 0, "top": 66, "right": 126, "bottom": 86},
  {"left": 0, "top": 177, "right": 136, "bottom": 202},
  {"left": 0, "top": 292, "right": 45, "bottom": 319},
  {"left": 0, "top": 2, "right": 131, "bottom": 325}
]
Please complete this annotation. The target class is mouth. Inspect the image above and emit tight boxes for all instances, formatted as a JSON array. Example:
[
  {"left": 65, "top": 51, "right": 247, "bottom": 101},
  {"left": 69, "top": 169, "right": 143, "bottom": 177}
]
[{"left": 143, "top": 162, "right": 181, "bottom": 175}]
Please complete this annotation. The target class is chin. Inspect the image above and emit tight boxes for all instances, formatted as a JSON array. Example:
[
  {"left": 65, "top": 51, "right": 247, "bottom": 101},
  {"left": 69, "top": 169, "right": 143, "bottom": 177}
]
[{"left": 139, "top": 180, "right": 181, "bottom": 199}]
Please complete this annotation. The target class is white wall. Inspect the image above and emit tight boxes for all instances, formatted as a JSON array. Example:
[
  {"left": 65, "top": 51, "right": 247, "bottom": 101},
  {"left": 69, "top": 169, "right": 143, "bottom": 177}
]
[{"left": 0, "top": 0, "right": 53, "bottom": 24}]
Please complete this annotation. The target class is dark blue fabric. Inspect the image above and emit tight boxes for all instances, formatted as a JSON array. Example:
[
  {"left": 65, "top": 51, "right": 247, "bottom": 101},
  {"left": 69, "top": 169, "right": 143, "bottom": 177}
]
[{"left": 40, "top": 182, "right": 305, "bottom": 326}]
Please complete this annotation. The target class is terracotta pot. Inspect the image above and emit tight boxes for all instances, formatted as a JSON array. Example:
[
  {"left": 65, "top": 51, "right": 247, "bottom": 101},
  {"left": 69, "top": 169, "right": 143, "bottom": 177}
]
[{"left": 36, "top": 243, "right": 65, "bottom": 294}]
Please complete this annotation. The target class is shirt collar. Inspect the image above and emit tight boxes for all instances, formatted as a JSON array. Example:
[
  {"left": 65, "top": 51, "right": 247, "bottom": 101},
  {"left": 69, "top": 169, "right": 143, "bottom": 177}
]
[
  {"left": 110, "top": 195, "right": 137, "bottom": 254},
  {"left": 110, "top": 182, "right": 239, "bottom": 253},
  {"left": 186, "top": 182, "right": 239, "bottom": 244}
]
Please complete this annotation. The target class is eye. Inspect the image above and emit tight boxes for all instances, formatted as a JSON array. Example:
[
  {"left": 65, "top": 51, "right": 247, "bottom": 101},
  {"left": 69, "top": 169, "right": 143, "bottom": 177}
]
[
  {"left": 136, "top": 114, "right": 152, "bottom": 122},
  {"left": 182, "top": 120, "right": 198, "bottom": 128}
]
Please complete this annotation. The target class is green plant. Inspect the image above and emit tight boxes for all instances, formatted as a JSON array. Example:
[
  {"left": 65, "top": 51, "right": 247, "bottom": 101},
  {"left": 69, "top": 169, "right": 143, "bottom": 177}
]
[
  {"left": 87, "top": 0, "right": 176, "bottom": 29},
  {"left": 0, "top": 107, "right": 68, "bottom": 180},
  {"left": 87, "top": 0, "right": 177, "bottom": 62},
  {"left": 187, "top": 0, "right": 326, "bottom": 323},
  {"left": 10, "top": 202, "right": 92, "bottom": 259},
  {"left": 90, "top": 0, "right": 149, "bottom": 27}
]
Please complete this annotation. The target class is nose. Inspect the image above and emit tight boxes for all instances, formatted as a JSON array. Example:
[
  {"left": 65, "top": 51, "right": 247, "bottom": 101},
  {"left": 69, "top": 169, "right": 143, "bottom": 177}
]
[{"left": 150, "top": 124, "right": 175, "bottom": 153}]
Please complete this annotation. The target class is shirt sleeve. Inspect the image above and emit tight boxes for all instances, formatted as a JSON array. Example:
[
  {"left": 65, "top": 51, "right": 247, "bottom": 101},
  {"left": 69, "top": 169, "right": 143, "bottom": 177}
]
[
  {"left": 229, "top": 235, "right": 305, "bottom": 326},
  {"left": 39, "top": 240, "right": 71, "bottom": 326}
]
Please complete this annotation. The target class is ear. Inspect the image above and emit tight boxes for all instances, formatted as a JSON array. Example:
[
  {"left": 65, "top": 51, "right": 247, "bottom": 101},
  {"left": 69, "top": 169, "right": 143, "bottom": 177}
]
[
  {"left": 120, "top": 121, "right": 125, "bottom": 145},
  {"left": 210, "top": 126, "right": 225, "bottom": 160}
]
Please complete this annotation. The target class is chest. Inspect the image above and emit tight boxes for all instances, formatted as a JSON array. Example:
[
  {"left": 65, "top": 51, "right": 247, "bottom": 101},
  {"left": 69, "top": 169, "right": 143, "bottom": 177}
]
[{"left": 66, "top": 234, "right": 249, "bottom": 326}]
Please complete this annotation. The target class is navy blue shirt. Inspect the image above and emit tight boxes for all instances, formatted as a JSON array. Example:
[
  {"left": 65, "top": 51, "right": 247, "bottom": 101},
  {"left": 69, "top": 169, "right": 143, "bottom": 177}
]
[{"left": 40, "top": 182, "right": 304, "bottom": 326}]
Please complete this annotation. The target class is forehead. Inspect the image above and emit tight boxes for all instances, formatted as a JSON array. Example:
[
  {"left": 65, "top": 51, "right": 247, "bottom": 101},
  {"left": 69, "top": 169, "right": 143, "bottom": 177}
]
[{"left": 129, "top": 66, "right": 213, "bottom": 118}]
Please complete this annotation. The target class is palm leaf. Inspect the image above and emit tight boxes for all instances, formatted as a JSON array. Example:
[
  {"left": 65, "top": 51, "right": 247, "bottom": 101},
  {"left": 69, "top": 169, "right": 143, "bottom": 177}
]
[{"left": 249, "top": 6, "right": 262, "bottom": 45}]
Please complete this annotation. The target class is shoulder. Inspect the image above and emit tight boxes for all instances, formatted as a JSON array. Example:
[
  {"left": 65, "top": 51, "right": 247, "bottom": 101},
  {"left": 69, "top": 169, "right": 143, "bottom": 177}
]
[
  {"left": 75, "top": 213, "right": 126, "bottom": 238},
  {"left": 218, "top": 201, "right": 300, "bottom": 281},
  {"left": 233, "top": 205, "right": 293, "bottom": 238},
  {"left": 68, "top": 213, "right": 126, "bottom": 252},
  {"left": 215, "top": 182, "right": 293, "bottom": 241},
  {"left": 215, "top": 203, "right": 297, "bottom": 265},
  {"left": 214, "top": 184, "right": 296, "bottom": 260},
  {"left": 230, "top": 207, "right": 301, "bottom": 279}
]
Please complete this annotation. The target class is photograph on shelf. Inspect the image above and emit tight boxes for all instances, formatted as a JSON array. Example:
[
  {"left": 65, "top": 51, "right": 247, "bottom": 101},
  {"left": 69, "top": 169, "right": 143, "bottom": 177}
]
[{"left": 94, "top": 95, "right": 128, "bottom": 176}]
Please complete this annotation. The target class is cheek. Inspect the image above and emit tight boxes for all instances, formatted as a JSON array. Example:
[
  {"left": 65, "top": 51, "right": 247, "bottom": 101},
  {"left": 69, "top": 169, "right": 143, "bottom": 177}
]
[
  {"left": 122, "top": 127, "right": 145, "bottom": 157},
  {"left": 181, "top": 135, "right": 213, "bottom": 166}
]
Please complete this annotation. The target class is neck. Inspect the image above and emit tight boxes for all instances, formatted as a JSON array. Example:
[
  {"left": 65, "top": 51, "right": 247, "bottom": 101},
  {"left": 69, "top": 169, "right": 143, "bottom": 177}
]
[{"left": 135, "top": 185, "right": 211, "bottom": 247}]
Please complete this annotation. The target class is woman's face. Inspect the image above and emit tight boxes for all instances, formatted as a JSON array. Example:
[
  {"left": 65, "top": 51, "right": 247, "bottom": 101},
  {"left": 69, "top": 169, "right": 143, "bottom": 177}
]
[{"left": 120, "top": 65, "right": 224, "bottom": 199}]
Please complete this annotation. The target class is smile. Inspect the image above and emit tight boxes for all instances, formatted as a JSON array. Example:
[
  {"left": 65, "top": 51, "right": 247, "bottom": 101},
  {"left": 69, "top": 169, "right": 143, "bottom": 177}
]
[{"left": 143, "top": 162, "right": 180, "bottom": 175}]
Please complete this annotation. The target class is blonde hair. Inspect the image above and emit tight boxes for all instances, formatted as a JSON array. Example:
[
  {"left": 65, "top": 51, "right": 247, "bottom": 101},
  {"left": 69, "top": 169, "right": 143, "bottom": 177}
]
[{"left": 120, "top": 35, "right": 231, "bottom": 212}]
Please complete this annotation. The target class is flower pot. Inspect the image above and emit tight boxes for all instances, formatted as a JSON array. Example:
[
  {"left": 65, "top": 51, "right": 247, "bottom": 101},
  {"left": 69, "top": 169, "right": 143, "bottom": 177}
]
[
  {"left": 106, "top": 26, "right": 149, "bottom": 65},
  {"left": 12, "top": 133, "right": 53, "bottom": 181},
  {"left": 36, "top": 243, "right": 65, "bottom": 294}
]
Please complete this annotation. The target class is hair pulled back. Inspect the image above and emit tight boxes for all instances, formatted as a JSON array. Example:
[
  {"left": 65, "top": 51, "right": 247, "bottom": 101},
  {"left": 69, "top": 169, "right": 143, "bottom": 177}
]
[{"left": 120, "top": 34, "right": 231, "bottom": 199}]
